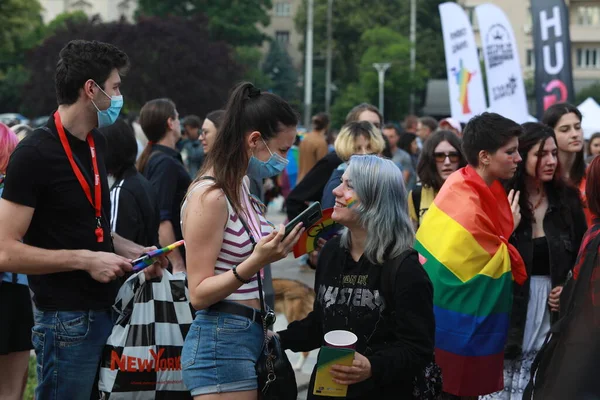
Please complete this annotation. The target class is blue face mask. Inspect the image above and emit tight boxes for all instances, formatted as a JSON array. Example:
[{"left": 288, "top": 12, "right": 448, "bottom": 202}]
[
  {"left": 92, "top": 82, "right": 123, "bottom": 128},
  {"left": 247, "top": 139, "right": 289, "bottom": 179}
]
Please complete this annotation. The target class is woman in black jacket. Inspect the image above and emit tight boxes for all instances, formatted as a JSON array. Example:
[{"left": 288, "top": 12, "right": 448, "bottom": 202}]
[
  {"left": 101, "top": 119, "right": 160, "bottom": 248},
  {"left": 482, "top": 123, "right": 587, "bottom": 399},
  {"left": 278, "top": 154, "right": 435, "bottom": 399}
]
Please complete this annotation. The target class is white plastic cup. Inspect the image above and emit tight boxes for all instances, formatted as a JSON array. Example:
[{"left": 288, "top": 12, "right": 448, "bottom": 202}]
[{"left": 324, "top": 330, "right": 357, "bottom": 349}]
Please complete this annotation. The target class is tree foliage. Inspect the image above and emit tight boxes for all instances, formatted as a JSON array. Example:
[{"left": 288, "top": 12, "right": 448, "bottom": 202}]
[
  {"left": 295, "top": 0, "right": 446, "bottom": 120},
  {"left": 0, "top": 0, "right": 43, "bottom": 112},
  {"left": 0, "top": 66, "right": 30, "bottom": 113},
  {"left": 330, "top": 27, "right": 427, "bottom": 126},
  {"left": 136, "top": 0, "right": 272, "bottom": 47},
  {"left": 262, "top": 41, "right": 299, "bottom": 105},
  {"left": 576, "top": 82, "right": 600, "bottom": 105},
  {"left": 0, "top": 0, "right": 43, "bottom": 64},
  {"left": 234, "top": 46, "right": 273, "bottom": 90},
  {"left": 21, "top": 15, "right": 242, "bottom": 117}
]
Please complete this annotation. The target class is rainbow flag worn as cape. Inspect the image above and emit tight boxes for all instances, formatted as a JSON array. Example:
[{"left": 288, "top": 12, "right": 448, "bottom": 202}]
[{"left": 415, "top": 166, "right": 526, "bottom": 397}]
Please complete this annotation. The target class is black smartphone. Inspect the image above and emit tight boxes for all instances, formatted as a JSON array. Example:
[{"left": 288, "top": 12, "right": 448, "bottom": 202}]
[{"left": 284, "top": 202, "right": 323, "bottom": 237}]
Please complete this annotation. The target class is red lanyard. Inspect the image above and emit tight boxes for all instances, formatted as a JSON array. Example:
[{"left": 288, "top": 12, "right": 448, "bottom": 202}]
[{"left": 53, "top": 111, "right": 104, "bottom": 243}]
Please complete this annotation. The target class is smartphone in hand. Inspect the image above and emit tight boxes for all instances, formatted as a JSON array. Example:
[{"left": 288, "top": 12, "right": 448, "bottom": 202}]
[{"left": 284, "top": 202, "right": 323, "bottom": 238}]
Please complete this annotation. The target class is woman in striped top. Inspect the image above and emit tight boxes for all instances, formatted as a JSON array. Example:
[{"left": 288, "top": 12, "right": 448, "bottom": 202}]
[{"left": 180, "top": 82, "right": 304, "bottom": 399}]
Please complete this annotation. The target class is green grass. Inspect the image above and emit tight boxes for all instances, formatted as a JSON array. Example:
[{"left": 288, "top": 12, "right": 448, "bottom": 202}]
[{"left": 24, "top": 356, "right": 36, "bottom": 400}]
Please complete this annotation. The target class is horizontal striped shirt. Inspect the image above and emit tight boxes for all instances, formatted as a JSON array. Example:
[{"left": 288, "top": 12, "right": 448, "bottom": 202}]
[{"left": 182, "top": 178, "right": 273, "bottom": 300}]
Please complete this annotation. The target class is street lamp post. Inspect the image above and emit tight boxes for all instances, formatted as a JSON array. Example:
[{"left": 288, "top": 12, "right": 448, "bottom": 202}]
[
  {"left": 409, "top": 0, "right": 417, "bottom": 114},
  {"left": 372, "top": 63, "right": 391, "bottom": 120},
  {"left": 325, "top": 0, "right": 334, "bottom": 114},
  {"left": 303, "top": 0, "right": 314, "bottom": 129}
]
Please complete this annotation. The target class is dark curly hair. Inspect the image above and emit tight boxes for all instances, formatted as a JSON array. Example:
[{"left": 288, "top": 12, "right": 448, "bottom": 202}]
[
  {"left": 55, "top": 40, "right": 129, "bottom": 105},
  {"left": 417, "top": 130, "right": 467, "bottom": 192}
]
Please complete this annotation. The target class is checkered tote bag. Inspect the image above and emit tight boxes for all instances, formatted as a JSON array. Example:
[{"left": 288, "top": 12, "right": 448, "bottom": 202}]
[{"left": 99, "top": 271, "right": 194, "bottom": 399}]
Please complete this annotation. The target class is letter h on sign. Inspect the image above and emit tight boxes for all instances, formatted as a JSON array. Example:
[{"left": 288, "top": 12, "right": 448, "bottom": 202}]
[
  {"left": 541, "top": 6, "right": 564, "bottom": 75},
  {"left": 532, "top": 0, "right": 574, "bottom": 117}
]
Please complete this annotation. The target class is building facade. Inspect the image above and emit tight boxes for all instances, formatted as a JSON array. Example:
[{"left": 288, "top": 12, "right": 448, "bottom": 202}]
[
  {"left": 260, "top": 0, "right": 304, "bottom": 70},
  {"left": 460, "top": 0, "right": 600, "bottom": 91},
  {"left": 39, "top": 0, "right": 137, "bottom": 23}
]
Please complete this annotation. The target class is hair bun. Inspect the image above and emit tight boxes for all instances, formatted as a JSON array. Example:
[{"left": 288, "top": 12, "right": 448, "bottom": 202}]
[{"left": 248, "top": 86, "right": 261, "bottom": 98}]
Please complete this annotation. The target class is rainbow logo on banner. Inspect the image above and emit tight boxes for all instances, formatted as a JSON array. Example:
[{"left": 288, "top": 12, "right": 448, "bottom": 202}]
[
  {"left": 452, "top": 59, "right": 475, "bottom": 114},
  {"left": 293, "top": 208, "right": 343, "bottom": 258},
  {"left": 414, "top": 166, "right": 525, "bottom": 396}
]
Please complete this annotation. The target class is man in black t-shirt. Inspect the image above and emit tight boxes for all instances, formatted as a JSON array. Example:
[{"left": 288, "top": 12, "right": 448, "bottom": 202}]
[{"left": 0, "top": 40, "right": 165, "bottom": 400}]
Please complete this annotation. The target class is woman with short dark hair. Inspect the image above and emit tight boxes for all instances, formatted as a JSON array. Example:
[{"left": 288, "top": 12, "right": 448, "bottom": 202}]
[{"left": 416, "top": 112, "right": 527, "bottom": 399}]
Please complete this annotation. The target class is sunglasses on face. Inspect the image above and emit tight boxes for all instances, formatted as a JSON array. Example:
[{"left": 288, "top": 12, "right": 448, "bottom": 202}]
[{"left": 434, "top": 152, "right": 460, "bottom": 163}]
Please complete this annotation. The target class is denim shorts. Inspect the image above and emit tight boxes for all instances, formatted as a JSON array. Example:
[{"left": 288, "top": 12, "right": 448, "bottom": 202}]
[{"left": 181, "top": 305, "right": 264, "bottom": 395}]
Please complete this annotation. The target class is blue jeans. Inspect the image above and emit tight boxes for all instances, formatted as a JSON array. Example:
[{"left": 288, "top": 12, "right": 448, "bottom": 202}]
[
  {"left": 182, "top": 307, "right": 264, "bottom": 395},
  {"left": 31, "top": 309, "right": 114, "bottom": 400}
]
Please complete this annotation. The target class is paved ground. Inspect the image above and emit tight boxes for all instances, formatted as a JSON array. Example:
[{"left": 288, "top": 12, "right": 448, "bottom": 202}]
[{"left": 267, "top": 198, "right": 317, "bottom": 399}]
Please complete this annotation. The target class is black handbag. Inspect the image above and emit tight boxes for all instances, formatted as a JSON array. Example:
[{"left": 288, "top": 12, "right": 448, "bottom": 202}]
[
  {"left": 236, "top": 210, "right": 298, "bottom": 400},
  {"left": 255, "top": 277, "right": 298, "bottom": 399}
]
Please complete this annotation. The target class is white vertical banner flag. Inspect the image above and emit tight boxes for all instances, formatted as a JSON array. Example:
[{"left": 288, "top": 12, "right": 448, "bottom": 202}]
[
  {"left": 439, "top": 2, "right": 487, "bottom": 123},
  {"left": 476, "top": 4, "right": 529, "bottom": 123}
]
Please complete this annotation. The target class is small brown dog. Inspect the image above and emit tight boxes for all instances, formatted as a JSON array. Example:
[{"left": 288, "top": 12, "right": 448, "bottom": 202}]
[{"left": 272, "top": 278, "right": 315, "bottom": 370}]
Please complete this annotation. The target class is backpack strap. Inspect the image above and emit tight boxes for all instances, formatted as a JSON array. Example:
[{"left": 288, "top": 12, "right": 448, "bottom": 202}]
[
  {"left": 364, "top": 248, "right": 417, "bottom": 350},
  {"left": 381, "top": 248, "right": 418, "bottom": 314},
  {"left": 411, "top": 186, "right": 422, "bottom": 224}
]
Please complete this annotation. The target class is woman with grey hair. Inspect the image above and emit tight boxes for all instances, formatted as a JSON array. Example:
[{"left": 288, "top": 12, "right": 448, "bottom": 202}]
[{"left": 278, "top": 155, "right": 435, "bottom": 399}]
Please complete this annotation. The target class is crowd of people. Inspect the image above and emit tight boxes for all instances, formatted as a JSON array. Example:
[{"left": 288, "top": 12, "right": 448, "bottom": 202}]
[{"left": 1, "top": 39, "right": 600, "bottom": 400}]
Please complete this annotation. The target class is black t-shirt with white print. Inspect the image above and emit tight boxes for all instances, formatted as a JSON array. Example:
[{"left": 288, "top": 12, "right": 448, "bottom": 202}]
[
  {"left": 2, "top": 115, "right": 118, "bottom": 310},
  {"left": 278, "top": 236, "right": 435, "bottom": 399}
]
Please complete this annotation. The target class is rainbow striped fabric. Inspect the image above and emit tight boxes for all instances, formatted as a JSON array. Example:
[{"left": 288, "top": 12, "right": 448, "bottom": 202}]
[{"left": 415, "top": 166, "right": 526, "bottom": 396}]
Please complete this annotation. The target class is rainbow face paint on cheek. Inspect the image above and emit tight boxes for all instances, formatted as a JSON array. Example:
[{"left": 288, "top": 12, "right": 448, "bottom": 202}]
[{"left": 345, "top": 194, "right": 358, "bottom": 209}]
